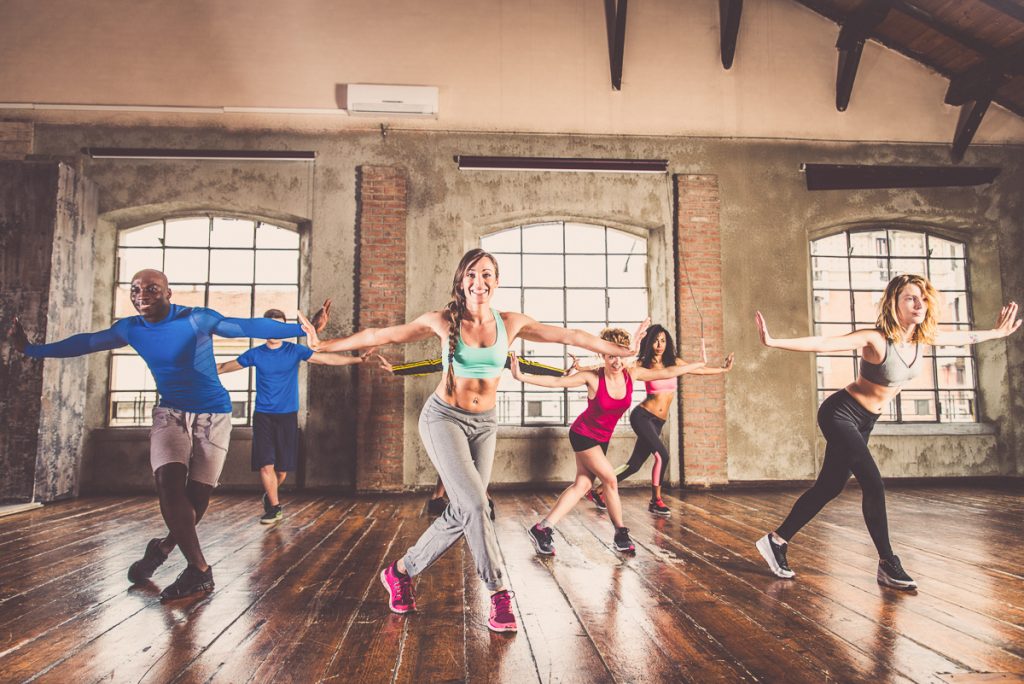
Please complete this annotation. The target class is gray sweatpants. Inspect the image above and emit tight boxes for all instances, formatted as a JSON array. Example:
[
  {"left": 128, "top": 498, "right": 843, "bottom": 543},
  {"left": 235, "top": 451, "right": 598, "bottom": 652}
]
[{"left": 402, "top": 393, "right": 505, "bottom": 591}]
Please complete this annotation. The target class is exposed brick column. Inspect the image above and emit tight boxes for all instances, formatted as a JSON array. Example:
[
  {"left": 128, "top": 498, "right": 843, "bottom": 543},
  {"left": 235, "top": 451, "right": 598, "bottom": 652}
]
[
  {"left": 354, "top": 166, "right": 407, "bottom": 492},
  {"left": 675, "top": 174, "right": 728, "bottom": 487},
  {"left": 0, "top": 123, "right": 33, "bottom": 160}
]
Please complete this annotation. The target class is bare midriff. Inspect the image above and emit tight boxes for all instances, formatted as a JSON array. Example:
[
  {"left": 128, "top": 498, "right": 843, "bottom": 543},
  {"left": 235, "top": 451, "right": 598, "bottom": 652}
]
[
  {"left": 434, "top": 376, "right": 501, "bottom": 412},
  {"left": 844, "top": 377, "right": 903, "bottom": 414},
  {"left": 639, "top": 392, "right": 674, "bottom": 421}
]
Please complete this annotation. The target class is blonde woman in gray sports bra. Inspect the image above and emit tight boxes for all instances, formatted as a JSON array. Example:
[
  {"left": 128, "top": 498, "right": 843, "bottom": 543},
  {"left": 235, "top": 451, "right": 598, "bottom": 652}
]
[{"left": 753, "top": 273, "right": 1020, "bottom": 590}]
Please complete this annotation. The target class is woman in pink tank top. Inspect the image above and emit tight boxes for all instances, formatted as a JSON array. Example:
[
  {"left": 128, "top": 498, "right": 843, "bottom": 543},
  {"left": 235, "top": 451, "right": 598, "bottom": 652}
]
[{"left": 514, "top": 327, "right": 707, "bottom": 557}]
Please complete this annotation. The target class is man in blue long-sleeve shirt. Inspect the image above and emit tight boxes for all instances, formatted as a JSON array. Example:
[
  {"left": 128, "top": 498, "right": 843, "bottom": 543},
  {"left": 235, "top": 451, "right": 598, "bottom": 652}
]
[{"left": 9, "top": 269, "right": 321, "bottom": 600}]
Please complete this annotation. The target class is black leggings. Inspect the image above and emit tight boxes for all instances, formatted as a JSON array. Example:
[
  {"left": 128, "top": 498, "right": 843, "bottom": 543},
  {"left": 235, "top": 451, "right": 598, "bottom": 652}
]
[
  {"left": 776, "top": 389, "right": 893, "bottom": 559},
  {"left": 617, "top": 405, "right": 670, "bottom": 488}
]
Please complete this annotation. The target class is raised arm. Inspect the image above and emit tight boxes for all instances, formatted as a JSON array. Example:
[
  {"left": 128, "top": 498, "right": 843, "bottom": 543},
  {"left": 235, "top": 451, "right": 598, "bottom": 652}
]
[
  {"left": 299, "top": 310, "right": 439, "bottom": 352},
  {"left": 632, "top": 359, "right": 707, "bottom": 381},
  {"left": 933, "top": 301, "right": 1021, "bottom": 346},
  {"left": 508, "top": 312, "right": 649, "bottom": 357},
  {"left": 308, "top": 348, "right": 376, "bottom": 366},
  {"left": 756, "top": 311, "right": 882, "bottom": 354},
  {"left": 509, "top": 352, "right": 592, "bottom": 389},
  {"left": 689, "top": 352, "right": 735, "bottom": 375},
  {"left": 14, "top": 317, "right": 127, "bottom": 358},
  {"left": 216, "top": 359, "right": 244, "bottom": 374}
]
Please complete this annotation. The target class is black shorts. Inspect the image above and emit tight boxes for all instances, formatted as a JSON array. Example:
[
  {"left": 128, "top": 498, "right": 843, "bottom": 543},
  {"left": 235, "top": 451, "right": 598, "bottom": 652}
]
[
  {"left": 569, "top": 430, "right": 609, "bottom": 454},
  {"left": 252, "top": 411, "right": 299, "bottom": 472}
]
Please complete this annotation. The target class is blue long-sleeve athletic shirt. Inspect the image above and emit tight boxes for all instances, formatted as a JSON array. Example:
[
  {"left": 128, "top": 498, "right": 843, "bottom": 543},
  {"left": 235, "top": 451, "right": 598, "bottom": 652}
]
[{"left": 24, "top": 304, "right": 305, "bottom": 413}]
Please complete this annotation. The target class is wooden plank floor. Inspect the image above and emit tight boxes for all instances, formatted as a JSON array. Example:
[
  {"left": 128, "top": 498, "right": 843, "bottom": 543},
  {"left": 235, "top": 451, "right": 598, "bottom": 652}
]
[{"left": 1, "top": 485, "right": 1023, "bottom": 683}]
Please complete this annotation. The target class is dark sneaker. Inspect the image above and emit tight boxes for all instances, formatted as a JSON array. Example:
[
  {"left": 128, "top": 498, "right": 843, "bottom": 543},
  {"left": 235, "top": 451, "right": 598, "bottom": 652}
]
[
  {"left": 648, "top": 499, "right": 671, "bottom": 517},
  {"left": 528, "top": 524, "right": 555, "bottom": 555},
  {"left": 877, "top": 555, "right": 917, "bottom": 590},
  {"left": 260, "top": 505, "right": 283, "bottom": 524},
  {"left": 159, "top": 564, "right": 214, "bottom": 601},
  {"left": 613, "top": 527, "right": 635, "bottom": 553},
  {"left": 585, "top": 489, "right": 607, "bottom": 511},
  {"left": 488, "top": 590, "right": 517, "bottom": 633},
  {"left": 127, "top": 537, "right": 169, "bottom": 584},
  {"left": 755, "top": 534, "right": 795, "bottom": 579},
  {"left": 488, "top": 497, "right": 496, "bottom": 521},
  {"left": 380, "top": 561, "right": 416, "bottom": 614},
  {"left": 426, "top": 497, "right": 448, "bottom": 516}
]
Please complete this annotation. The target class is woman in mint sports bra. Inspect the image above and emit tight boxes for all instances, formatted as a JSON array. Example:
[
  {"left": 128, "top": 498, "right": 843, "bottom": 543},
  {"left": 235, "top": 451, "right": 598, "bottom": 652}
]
[
  {"left": 300, "top": 248, "right": 645, "bottom": 634},
  {"left": 592, "top": 324, "right": 734, "bottom": 517},
  {"left": 754, "top": 274, "right": 1020, "bottom": 591},
  {"left": 512, "top": 328, "right": 706, "bottom": 558}
]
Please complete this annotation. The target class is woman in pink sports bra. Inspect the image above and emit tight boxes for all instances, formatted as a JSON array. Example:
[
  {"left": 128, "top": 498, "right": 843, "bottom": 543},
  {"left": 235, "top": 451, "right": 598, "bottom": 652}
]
[
  {"left": 513, "top": 327, "right": 706, "bottom": 557},
  {"left": 596, "top": 324, "right": 734, "bottom": 517}
]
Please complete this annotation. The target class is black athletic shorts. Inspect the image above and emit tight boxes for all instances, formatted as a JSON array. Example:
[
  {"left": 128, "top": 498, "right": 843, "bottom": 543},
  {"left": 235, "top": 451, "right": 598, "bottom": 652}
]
[
  {"left": 568, "top": 429, "right": 609, "bottom": 454},
  {"left": 252, "top": 411, "right": 299, "bottom": 472}
]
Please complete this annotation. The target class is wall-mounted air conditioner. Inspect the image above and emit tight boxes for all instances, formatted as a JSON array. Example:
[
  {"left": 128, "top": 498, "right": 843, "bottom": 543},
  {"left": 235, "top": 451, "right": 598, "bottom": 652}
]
[{"left": 345, "top": 84, "right": 439, "bottom": 117}]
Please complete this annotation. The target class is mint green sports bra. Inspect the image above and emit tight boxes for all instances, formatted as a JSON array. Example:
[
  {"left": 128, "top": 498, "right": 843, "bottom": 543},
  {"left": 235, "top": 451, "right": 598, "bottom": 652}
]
[{"left": 441, "top": 309, "right": 509, "bottom": 378}]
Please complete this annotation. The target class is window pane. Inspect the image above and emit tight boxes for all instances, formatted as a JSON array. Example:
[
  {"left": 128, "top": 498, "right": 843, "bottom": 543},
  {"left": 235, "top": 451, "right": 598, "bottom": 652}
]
[
  {"left": 853, "top": 290, "right": 884, "bottom": 324},
  {"left": 929, "top": 259, "right": 966, "bottom": 290},
  {"left": 208, "top": 286, "right": 253, "bottom": 319},
  {"left": 491, "top": 288, "right": 521, "bottom": 313},
  {"left": 902, "top": 355, "right": 935, "bottom": 390},
  {"left": 898, "top": 390, "right": 937, "bottom": 421},
  {"left": 607, "top": 228, "right": 645, "bottom": 254},
  {"left": 118, "top": 248, "right": 163, "bottom": 282},
  {"left": 165, "top": 248, "right": 209, "bottom": 282},
  {"left": 849, "top": 258, "right": 889, "bottom": 290},
  {"left": 811, "top": 233, "right": 846, "bottom": 256},
  {"left": 109, "top": 391, "right": 157, "bottom": 427},
  {"left": 814, "top": 323, "right": 855, "bottom": 337},
  {"left": 496, "top": 392, "right": 522, "bottom": 424},
  {"left": 816, "top": 356, "right": 855, "bottom": 388},
  {"left": 167, "top": 283, "right": 205, "bottom": 309},
  {"left": 889, "top": 258, "right": 927, "bottom": 278},
  {"left": 215, "top": 336, "right": 252, "bottom": 358},
  {"left": 256, "top": 223, "right": 299, "bottom": 249},
  {"left": 566, "top": 255, "right": 606, "bottom": 287},
  {"left": 111, "top": 354, "right": 156, "bottom": 391},
  {"left": 211, "top": 217, "right": 255, "bottom": 247},
  {"left": 936, "top": 356, "right": 974, "bottom": 389},
  {"left": 217, "top": 357, "right": 250, "bottom": 391},
  {"left": 523, "top": 390, "right": 564, "bottom": 424},
  {"left": 929, "top": 236, "right": 964, "bottom": 259},
  {"left": 936, "top": 291, "right": 970, "bottom": 324},
  {"left": 209, "top": 249, "right": 254, "bottom": 283},
  {"left": 164, "top": 217, "right": 210, "bottom": 247},
  {"left": 482, "top": 227, "right": 520, "bottom": 253},
  {"left": 811, "top": 257, "right": 849, "bottom": 289},
  {"left": 522, "top": 254, "right": 563, "bottom": 287},
  {"left": 608, "top": 254, "right": 646, "bottom": 287},
  {"left": 565, "top": 223, "right": 607, "bottom": 253},
  {"left": 521, "top": 222, "right": 563, "bottom": 253},
  {"left": 566, "top": 290, "right": 606, "bottom": 322},
  {"left": 523, "top": 289, "right": 564, "bottom": 322},
  {"left": 496, "top": 254, "right": 521, "bottom": 287},
  {"left": 939, "top": 390, "right": 975, "bottom": 421},
  {"left": 812, "top": 290, "right": 851, "bottom": 322},
  {"left": 849, "top": 231, "right": 888, "bottom": 257},
  {"left": 256, "top": 251, "right": 299, "bottom": 284},
  {"left": 114, "top": 284, "right": 135, "bottom": 317},
  {"left": 889, "top": 231, "right": 927, "bottom": 256},
  {"left": 119, "top": 221, "right": 163, "bottom": 247},
  {"left": 567, "top": 391, "right": 589, "bottom": 422},
  {"left": 254, "top": 285, "right": 299, "bottom": 318},
  {"left": 229, "top": 391, "right": 251, "bottom": 424},
  {"left": 608, "top": 289, "right": 648, "bottom": 322},
  {"left": 522, "top": 340, "right": 565, "bottom": 358}
]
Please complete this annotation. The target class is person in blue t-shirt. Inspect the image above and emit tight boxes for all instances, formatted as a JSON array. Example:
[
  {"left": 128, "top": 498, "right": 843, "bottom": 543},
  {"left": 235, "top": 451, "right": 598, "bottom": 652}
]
[
  {"left": 217, "top": 308, "right": 369, "bottom": 524},
  {"left": 8, "top": 269, "right": 328, "bottom": 601}
]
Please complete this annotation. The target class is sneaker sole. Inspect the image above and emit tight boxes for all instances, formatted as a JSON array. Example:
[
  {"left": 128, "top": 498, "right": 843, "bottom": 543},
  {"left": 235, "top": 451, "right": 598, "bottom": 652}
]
[
  {"left": 877, "top": 568, "right": 917, "bottom": 590},
  {"left": 755, "top": 535, "right": 795, "bottom": 579},
  {"left": 487, "top": 620, "right": 518, "bottom": 633},
  {"left": 159, "top": 581, "right": 214, "bottom": 602},
  {"left": 379, "top": 569, "right": 415, "bottom": 614},
  {"left": 649, "top": 509, "right": 671, "bottom": 517},
  {"left": 526, "top": 528, "right": 555, "bottom": 556},
  {"left": 259, "top": 516, "right": 282, "bottom": 525},
  {"left": 614, "top": 545, "right": 636, "bottom": 554}
]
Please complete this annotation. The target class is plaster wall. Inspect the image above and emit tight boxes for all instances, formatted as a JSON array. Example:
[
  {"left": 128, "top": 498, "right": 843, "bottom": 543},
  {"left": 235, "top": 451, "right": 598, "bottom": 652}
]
[
  {"left": 2, "top": 0, "right": 1023, "bottom": 144},
  {"left": 25, "top": 124, "right": 1023, "bottom": 492}
]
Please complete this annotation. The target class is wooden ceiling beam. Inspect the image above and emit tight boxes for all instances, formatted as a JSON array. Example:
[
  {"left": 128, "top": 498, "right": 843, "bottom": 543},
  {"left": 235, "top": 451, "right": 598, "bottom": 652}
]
[
  {"left": 951, "top": 98, "right": 992, "bottom": 163},
  {"left": 604, "top": 0, "right": 628, "bottom": 90},
  {"left": 719, "top": 0, "right": 744, "bottom": 70},
  {"left": 835, "top": 0, "right": 890, "bottom": 111}
]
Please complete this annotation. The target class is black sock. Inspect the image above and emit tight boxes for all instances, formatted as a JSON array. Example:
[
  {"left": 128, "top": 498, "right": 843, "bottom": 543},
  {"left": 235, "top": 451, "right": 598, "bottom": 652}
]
[{"left": 392, "top": 561, "right": 408, "bottom": 578}]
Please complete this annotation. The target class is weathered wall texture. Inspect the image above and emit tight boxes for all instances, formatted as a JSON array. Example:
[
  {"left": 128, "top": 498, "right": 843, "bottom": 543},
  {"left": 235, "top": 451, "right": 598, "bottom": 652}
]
[
  {"left": 0, "top": 161, "right": 95, "bottom": 503},
  {"left": 13, "top": 123, "right": 1022, "bottom": 494}
]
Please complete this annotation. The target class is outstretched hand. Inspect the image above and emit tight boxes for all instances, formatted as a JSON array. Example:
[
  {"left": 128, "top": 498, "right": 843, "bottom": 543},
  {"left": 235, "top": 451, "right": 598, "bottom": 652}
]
[
  {"left": 995, "top": 301, "right": 1022, "bottom": 338},
  {"left": 297, "top": 311, "right": 321, "bottom": 350},
  {"left": 376, "top": 354, "right": 394, "bottom": 373},
  {"left": 359, "top": 347, "right": 377, "bottom": 363},
  {"left": 509, "top": 352, "right": 525, "bottom": 381},
  {"left": 631, "top": 317, "right": 651, "bottom": 354},
  {"left": 562, "top": 353, "right": 581, "bottom": 377},
  {"left": 7, "top": 316, "right": 28, "bottom": 353},
  {"left": 754, "top": 311, "right": 774, "bottom": 347},
  {"left": 310, "top": 298, "right": 332, "bottom": 333}
]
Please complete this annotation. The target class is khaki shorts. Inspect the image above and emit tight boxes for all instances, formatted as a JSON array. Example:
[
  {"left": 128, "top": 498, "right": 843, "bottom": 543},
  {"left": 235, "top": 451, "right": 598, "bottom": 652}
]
[{"left": 150, "top": 407, "right": 233, "bottom": 487}]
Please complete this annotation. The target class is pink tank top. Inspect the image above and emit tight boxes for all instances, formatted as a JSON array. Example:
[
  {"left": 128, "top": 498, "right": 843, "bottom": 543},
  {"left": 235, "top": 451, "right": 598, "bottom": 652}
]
[
  {"left": 570, "top": 369, "right": 633, "bottom": 442},
  {"left": 644, "top": 376, "right": 676, "bottom": 394}
]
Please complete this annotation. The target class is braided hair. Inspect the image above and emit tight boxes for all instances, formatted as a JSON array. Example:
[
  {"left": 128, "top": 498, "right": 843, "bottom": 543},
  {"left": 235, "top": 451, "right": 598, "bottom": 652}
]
[
  {"left": 636, "top": 324, "right": 677, "bottom": 369},
  {"left": 444, "top": 248, "right": 500, "bottom": 395}
]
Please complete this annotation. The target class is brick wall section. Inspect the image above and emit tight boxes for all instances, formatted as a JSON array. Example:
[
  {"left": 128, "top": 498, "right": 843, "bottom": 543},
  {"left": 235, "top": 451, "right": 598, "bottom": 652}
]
[
  {"left": 675, "top": 174, "right": 729, "bottom": 486},
  {"left": 0, "top": 123, "right": 33, "bottom": 160},
  {"left": 354, "top": 166, "right": 407, "bottom": 492}
]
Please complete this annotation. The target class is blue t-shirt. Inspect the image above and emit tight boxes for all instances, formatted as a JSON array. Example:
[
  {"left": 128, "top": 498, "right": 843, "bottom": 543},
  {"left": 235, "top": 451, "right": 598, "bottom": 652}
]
[
  {"left": 25, "top": 304, "right": 304, "bottom": 414},
  {"left": 237, "top": 342, "right": 314, "bottom": 414}
]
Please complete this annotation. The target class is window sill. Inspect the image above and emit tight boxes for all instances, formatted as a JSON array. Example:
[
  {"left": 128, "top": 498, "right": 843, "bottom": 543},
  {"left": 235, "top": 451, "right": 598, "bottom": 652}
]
[{"left": 872, "top": 423, "right": 996, "bottom": 436}]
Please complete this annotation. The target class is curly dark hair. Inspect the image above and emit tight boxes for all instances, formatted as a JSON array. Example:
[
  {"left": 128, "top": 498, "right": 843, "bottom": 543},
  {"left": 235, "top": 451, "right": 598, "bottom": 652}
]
[{"left": 636, "top": 324, "right": 676, "bottom": 368}]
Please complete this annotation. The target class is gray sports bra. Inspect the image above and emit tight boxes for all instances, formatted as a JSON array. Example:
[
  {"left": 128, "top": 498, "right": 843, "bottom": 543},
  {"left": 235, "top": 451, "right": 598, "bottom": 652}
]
[{"left": 859, "top": 338, "right": 922, "bottom": 387}]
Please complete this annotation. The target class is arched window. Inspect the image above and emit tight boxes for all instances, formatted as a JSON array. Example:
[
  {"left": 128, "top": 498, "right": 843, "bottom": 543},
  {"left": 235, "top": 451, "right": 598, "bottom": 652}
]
[
  {"left": 109, "top": 216, "right": 301, "bottom": 426},
  {"left": 810, "top": 228, "right": 977, "bottom": 422},
  {"left": 482, "top": 222, "right": 648, "bottom": 426}
]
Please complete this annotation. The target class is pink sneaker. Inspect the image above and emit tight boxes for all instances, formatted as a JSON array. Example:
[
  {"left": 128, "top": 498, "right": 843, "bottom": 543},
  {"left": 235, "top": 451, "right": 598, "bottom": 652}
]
[
  {"left": 380, "top": 562, "right": 416, "bottom": 614},
  {"left": 488, "top": 590, "right": 518, "bottom": 633},
  {"left": 585, "top": 489, "right": 607, "bottom": 511}
]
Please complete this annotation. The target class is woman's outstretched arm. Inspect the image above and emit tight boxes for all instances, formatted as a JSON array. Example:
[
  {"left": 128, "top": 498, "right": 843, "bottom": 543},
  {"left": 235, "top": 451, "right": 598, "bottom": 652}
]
[
  {"left": 933, "top": 301, "right": 1021, "bottom": 346},
  {"left": 300, "top": 310, "right": 440, "bottom": 352}
]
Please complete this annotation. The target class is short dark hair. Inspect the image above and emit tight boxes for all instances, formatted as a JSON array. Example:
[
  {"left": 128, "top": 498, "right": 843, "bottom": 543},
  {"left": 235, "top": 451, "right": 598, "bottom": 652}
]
[{"left": 263, "top": 308, "right": 287, "bottom": 320}]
